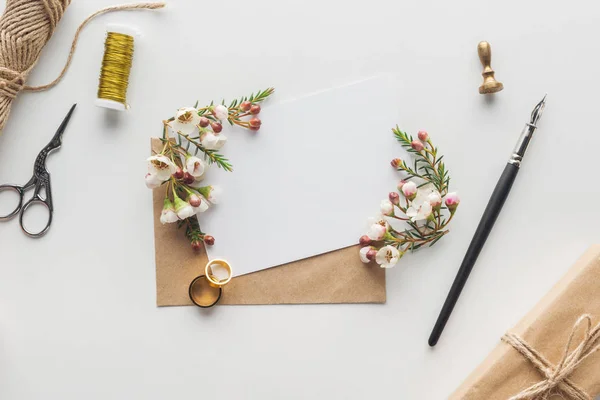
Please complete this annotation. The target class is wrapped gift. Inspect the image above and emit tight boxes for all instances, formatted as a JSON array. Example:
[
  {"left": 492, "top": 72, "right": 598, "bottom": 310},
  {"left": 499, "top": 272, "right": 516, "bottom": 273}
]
[{"left": 451, "top": 245, "right": 600, "bottom": 400}]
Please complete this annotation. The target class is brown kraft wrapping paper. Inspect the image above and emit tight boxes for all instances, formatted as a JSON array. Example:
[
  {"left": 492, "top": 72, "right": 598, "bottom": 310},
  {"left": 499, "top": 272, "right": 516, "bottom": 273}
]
[
  {"left": 451, "top": 245, "right": 600, "bottom": 399},
  {"left": 151, "top": 138, "right": 386, "bottom": 306}
]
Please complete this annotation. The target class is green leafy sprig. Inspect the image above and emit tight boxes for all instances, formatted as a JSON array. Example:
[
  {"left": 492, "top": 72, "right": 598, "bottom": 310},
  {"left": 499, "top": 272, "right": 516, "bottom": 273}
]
[
  {"left": 360, "top": 129, "right": 459, "bottom": 267},
  {"left": 227, "top": 87, "right": 275, "bottom": 110},
  {"left": 162, "top": 88, "right": 274, "bottom": 171},
  {"left": 392, "top": 127, "right": 450, "bottom": 195},
  {"left": 153, "top": 88, "right": 274, "bottom": 250}
]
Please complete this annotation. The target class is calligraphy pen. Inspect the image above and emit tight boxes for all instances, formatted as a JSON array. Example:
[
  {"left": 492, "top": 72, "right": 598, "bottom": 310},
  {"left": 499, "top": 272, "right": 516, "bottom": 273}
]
[{"left": 428, "top": 95, "right": 547, "bottom": 347}]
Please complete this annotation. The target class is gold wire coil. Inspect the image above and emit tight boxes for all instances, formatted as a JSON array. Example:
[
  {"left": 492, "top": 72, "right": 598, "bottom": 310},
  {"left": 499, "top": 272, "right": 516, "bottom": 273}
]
[{"left": 97, "top": 31, "right": 134, "bottom": 108}]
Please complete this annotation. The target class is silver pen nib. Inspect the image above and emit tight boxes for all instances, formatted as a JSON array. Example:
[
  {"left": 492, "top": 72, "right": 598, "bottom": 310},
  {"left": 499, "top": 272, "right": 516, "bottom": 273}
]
[
  {"left": 509, "top": 95, "right": 547, "bottom": 166},
  {"left": 530, "top": 94, "right": 546, "bottom": 127}
]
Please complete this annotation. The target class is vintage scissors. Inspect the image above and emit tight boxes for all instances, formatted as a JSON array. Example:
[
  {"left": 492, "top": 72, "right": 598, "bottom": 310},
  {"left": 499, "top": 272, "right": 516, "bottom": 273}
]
[{"left": 0, "top": 104, "right": 77, "bottom": 238}]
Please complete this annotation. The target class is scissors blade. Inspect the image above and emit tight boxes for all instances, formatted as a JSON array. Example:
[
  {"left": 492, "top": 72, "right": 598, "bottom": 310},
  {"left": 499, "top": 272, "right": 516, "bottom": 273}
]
[{"left": 47, "top": 103, "right": 77, "bottom": 150}]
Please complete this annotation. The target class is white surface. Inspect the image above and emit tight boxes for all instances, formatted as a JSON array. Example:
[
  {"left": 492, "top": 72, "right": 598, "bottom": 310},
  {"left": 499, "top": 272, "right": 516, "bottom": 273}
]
[
  {"left": 1, "top": 1, "right": 600, "bottom": 399},
  {"left": 204, "top": 77, "right": 403, "bottom": 276}
]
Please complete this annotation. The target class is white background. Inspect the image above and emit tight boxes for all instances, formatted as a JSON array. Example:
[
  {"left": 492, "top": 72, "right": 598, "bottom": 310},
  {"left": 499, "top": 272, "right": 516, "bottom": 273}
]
[{"left": 0, "top": 1, "right": 599, "bottom": 399}]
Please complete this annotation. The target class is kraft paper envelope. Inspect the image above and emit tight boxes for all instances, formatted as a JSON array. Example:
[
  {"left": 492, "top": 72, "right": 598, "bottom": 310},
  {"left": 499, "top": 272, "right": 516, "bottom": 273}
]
[{"left": 151, "top": 138, "right": 386, "bottom": 306}]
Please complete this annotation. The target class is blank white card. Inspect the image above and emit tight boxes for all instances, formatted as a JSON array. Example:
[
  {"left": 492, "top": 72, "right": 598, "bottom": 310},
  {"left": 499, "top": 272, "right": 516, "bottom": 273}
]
[{"left": 202, "top": 76, "right": 405, "bottom": 276}]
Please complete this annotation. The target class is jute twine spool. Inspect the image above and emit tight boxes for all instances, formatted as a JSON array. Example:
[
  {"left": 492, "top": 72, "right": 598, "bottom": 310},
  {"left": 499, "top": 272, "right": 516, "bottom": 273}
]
[{"left": 0, "top": 0, "right": 165, "bottom": 131}]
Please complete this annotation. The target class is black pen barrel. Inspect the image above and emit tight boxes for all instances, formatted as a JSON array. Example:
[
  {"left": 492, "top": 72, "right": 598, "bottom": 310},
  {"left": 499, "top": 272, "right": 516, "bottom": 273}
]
[{"left": 428, "top": 163, "right": 519, "bottom": 346}]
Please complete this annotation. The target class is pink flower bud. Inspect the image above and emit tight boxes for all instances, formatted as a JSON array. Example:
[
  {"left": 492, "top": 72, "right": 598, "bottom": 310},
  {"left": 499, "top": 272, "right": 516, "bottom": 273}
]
[
  {"left": 390, "top": 158, "right": 402, "bottom": 168},
  {"left": 380, "top": 200, "right": 394, "bottom": 216},
  {"left": 411, "top": 140, "right": 424, "bottom": 152},
  {"left": 211, "top": 122, "right": 223, "bottom": 133},
  {"left": 445, "top": 192, "right": 460, "bottom": 211},
  {"left": 359, "top": 235, "right": 372, "bottom": 246},
  {"left": 401, "top": 181, "right": 417, "bottom": 199},
  {"left": 183, "top": 172, "right": 195, "bottom": 185},
  {"left": 417, "top": 130, "right": 429, "bottom": 141},
  {"left": 191, "top": 240, "right": 203, "bottom": 251},
  {"left": 188, "top": 194, "right": 202, "bottom": 207},
  {"left": 359, "top": 246, "right": 378, "bottom": 263},
  {"left": 367, "top": 249, "right": 377, "bottom": 261},
  {"left": 173, "top": 167, "right": 184, "bottom": 180},
  {"left": 249, "top": 117, "right": 262, "bottom": 131},
  {"left": 250, "top": 104, "right": 261, "bottom": 115},
  {"left": 389, "top": 192, "right": 400, "bottom": 205},
  {"left": 397, "top": 180, "right": 407, "bottom": 191},
  {"left": 203, "top": 235, "right": 215, "bottom": 246},
  {"left": 212, "top": 105, "right": 229, "bottom": 121},
  {"left": 240, "top": 101, "right": 252, "bottom": 112},
  {"left": 427, "top": 191, "right": 442, "bottom": 208},
  {"left": 199, "top": 117, "right": 210, "bottom": 128}
]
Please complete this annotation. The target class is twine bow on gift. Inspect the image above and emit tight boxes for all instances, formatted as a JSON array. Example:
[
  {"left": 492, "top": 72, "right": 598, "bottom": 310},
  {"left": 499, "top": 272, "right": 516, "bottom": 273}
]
[{"left": 502, "top": 314, "right": 600, "bottom": 400}]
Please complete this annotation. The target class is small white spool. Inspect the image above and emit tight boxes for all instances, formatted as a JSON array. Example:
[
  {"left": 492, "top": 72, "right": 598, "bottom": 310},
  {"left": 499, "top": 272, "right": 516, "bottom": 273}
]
[{"left": 95, "top": 24, "right": 140, "bottom": 111}]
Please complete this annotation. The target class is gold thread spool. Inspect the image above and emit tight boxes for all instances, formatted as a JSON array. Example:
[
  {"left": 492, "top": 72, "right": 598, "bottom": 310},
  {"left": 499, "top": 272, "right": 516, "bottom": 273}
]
[{"left": 96, "top": 25, "right": 136, "bottom": 111}]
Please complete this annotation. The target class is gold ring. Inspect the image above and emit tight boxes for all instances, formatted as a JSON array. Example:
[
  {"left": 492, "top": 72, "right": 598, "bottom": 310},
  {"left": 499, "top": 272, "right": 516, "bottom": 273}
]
[
  {"left": 204, "top": 259, "right": 233, "bottom": 288},
  {"left": 188, "top": 275, "right": 222, "bottom": 308}
]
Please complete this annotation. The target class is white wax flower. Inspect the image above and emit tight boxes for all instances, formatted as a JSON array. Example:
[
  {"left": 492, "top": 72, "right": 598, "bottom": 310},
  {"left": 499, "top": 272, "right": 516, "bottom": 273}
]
[
  {"left": 406, "top": 201, "right": 432, "bottom": 222},
  {"left": 406, "top": 185, "right": 439, "bottom": 222},
  {"left": 160, "top": 199, "right": 178, "bottom": 224},
  {"left": 207, "top": 186, "right": 221, "bottom": 204},
  {"left": 366, "top": 214, "right": 389, "bottom": 240},
  {"left": 359, "top": 246, "right": 372, "bottom": 263},
  {"left": 145, "top": 173, "right": 162, "bottom": 189},
  {"left": 160, "top": 209, "right": 179, "bottom": 224},
  {"left": 213, "top": 104, "right": 229, "bottom": 121},
  {"left": 147, "top": 155, "right": 177, "bottom": 181},
  {"left": 197, "top": 185, "right": 221, "bottom": 204},
  {"left": 427, "top": 191, "right": 442, "bottom": 208},
  {"left": 367, "top": 224, "right": 386, "bottom": 241},
  {"left": 185, "top": 156, "right": 206, "bottom": 178},
  {"left": 401, "top": 181, "right": 417, "bottom": 198},
  {"left": 170, "top": 107, "right": 201, "bottom": 135},
  {"left": 192, "top": 196, "right": 210, "bottom": 214},
  {"left": 380, "top": 199, "right": 394, "bottom": 216},
  {"left": 201, "top": 132, "right": 227, "bottom": 150},
  {"left": 174, "top": 197, "right": 195, "bottom": 219},
  {"left": 375, "top": 245, "right": 401, "bottom": 268},
  {"left": 368, "top": 215, "right": 389, "bottom": 229}
]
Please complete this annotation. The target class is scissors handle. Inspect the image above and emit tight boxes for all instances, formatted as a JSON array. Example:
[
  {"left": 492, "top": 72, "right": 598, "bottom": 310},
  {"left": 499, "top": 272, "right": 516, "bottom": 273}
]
[
  {"left": 0, "top": 183, "right": 25, "bottom": 220},
  {"left": 0, "top": 175, "right": 53, "bottom": 237},
  {"left": 20, "top": 173, "right": 53, "bottom": 238},
  {"left": 19, "top": 196, "right": 52, "bottom": 237}
]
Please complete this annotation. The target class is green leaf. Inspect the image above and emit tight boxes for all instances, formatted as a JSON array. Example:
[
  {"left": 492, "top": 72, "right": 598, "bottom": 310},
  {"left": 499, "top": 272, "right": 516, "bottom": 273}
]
[{"left": 429, "top": 234, "right": 445, "bottom": 247}]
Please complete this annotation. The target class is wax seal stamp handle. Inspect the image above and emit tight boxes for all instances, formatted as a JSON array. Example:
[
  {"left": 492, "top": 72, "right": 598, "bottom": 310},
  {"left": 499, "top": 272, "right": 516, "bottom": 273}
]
[
  {"left": 478, "top": 41, "right": 493, "bottom": 70},
  {"left": 477, "top": 41, "right": 504, "bottom": 94}
]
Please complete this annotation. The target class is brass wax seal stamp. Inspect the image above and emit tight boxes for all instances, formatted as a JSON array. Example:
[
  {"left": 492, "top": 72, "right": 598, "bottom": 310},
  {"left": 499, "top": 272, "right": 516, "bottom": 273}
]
[{"left": 477, "top": 41, "right": 504, "bottom": 94}]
